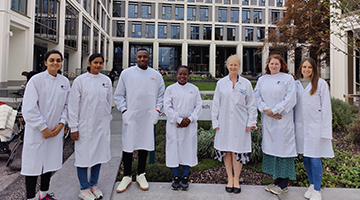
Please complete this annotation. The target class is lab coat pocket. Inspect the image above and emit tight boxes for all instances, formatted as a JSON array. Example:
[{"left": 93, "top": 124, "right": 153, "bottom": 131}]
[
  {"left": 57, "top": 90, "right": 67, "bottom": 107},
  {"left": 151, "top": 110, "right": 160, "bottom": 124},
  {"left": 122, "top": 111, "right": 131, "bottom": 125},
  {"left": 100, "top": 88, "right": 108, "bottom": 103},
  {"left": 233, "top": 93, "right": 246, "bottom": 106}
]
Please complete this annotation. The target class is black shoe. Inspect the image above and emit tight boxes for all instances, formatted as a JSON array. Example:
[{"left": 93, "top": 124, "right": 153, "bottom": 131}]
[
  {"left": 225, "top": 186, "right": 233, "bottom": 193},
  {"left": 233, "top": 187, "right": 241, "bottom": 194},
  {"left": 180, "top": 176, "right": 189, "bottom": 191},
  {"left": 171, "top": 176, "right": 181, "bottom": 190}
]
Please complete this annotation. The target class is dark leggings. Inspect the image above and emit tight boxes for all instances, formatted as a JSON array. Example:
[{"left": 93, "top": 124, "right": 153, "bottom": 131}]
[
  {"left": 25, "top": 172, "right": 52, "bottom": 199},
  {"left": 123, "top": 150, "right": 148, "bottom": 176},
  {"left": 274, "top": 178, "right": 289, "bottom": 189}
]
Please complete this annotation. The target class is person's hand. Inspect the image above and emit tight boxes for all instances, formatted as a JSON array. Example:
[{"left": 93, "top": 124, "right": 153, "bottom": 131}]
[
  {"left": 273, "top": 114, "right": 282, "bottom": 119},
  {"left": 215, "top": 127, "right": 220, "bottom": 130},
  {"left": 246, "top": 126, "right": 258, "bottom": 132},
  {"left": 177, "top": 118, "right": 191, "bottom": 128},
  {"left": 51, "top": 123, "right": 64, "bottom": 137},
  {"left": 264, "top": 109, "right": 274, "bottom": 117},
  {"left": 71, "top": 131, "right": 79, "bottom": 141},
  {"left": 41, "top": 128, "right": 52, "bottom": 139},
  {"left": 122, "top": 109, "right": 127, "bottom": 114}
]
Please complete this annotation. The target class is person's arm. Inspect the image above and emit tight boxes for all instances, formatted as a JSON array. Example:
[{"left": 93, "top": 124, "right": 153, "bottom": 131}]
[
  {"left": 68, "top": 79, "right": 81, "bottom": 133},
  {"left": 163, "top": 87, "right": 181, "bottom": 124},
  {"left": 319, "top": 80, "right": 333, "bottom": 139},
  {"left": 271, "top": 76, "right": 296, "bottom": 115},
  {"left": 156, "top": 75, "right": 166, "bottom": 112},
  {"left": 114, "top": 72, "right": 127, "bottom": 113},
  {"left": 211, "top": 83, "right": 220, "bottom": 129},
  {"left": 22, "top": 77, "right": 47, "bottom": 132},
  {"left": 254, "top": 77, "right": 269, "bottom": 112},
  {"left": 245, "top": 81, "right": 258, "bottom": 128},
  {"left": 188, "top": 87, "right": 203, "bottom": 123}
]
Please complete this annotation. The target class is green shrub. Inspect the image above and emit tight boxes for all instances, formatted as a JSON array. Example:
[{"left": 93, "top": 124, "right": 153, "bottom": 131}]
[
  {"left": 197, "top": 127, "right": 216, "bottom": 160},
  {"left": 155, "top": 133, "right": 166, "bottom": 163},
  {"left": 250, "top": 113, "right": 263, "bottom": 163},
  {"left": 192, "top": 158, "right": 223, "bottom": 171},
  {"left": 345, "top": 118, "right": 360, "bottom": 144},
  {"left": 331, "top": 98, "right": 356, "bottom": 131},
  {"left": 155, "top": 120, "right": 166, "bottom": 136},
  {"left": 251, "top": 163, "right": 263, "bottom": 173},
  {"left": 198, "top": 121, "right": 212, "bottom": 130}
]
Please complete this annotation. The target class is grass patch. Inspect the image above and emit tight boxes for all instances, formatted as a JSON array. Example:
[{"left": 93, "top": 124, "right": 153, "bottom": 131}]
[
  {"left": 262, "top": 178, "right": 274, "bottom": 185},
  {"left": 165, "top": 81, "right": 216, "bottom": 91},
  {"left": 192, "top": 158, "right": 223, "bottom": 171}
]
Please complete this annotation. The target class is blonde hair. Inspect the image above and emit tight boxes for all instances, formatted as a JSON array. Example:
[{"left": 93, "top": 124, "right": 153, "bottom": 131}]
[{"left": 226, "top": 55, "right": 241, "bottom": 68}]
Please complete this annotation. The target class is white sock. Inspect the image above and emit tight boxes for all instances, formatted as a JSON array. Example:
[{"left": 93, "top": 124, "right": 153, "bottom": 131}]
[{"left": 40, "top": 190, "right": 48, "bottom": 198}]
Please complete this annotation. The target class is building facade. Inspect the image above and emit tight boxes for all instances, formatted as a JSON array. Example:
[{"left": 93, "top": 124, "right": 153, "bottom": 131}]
[{"left": 1, "top": 0, "right": 293, "bottom": 90}]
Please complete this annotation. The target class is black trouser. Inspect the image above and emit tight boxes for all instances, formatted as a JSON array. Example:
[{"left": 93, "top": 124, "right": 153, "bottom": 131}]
[
  {"left": 25, "top": 172, "right": 52, "bottom": 199},
  {"left": 274, "top": 178, "right": 289, "bottom": 189},
  {"left": 123, "top": 150, "right": 148, "bottom": 176}
]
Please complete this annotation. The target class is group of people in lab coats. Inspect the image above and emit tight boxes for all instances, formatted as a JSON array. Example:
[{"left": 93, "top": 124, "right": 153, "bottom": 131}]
[{"left": 20, "top": 49, "right": 333, "bottom": 200}]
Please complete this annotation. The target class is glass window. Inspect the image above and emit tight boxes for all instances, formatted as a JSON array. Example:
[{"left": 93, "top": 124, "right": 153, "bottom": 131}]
[
  {"left": 271, "top": 10, "right": 280, "bottom": 24},
  {"left": 187, "top": 6, "right": 196, "bottom": 21},
  {"left": 65, "top": 3, "right": 78, "bottom": 49},
  {"left": 277, "top": 0, "right": 283, "bottom": 7},
  {"left": 254, "top": 10, "right": 262, "bottom": 23},
  {"left": 171, "top": 24, "right": 180, "bottom": 39},
  {"left": 132, "top": 23, "right": 142, "bottom": 37},
  {"left": 215, "top": 26, "right": 223, "bottom": 40},
  {"left": 113, "top": 1, "right": 121, "bottom": 17},
  {"left": 203, "top": 26, "right": 211, "bottom": 40},
  {"left": 231, "top": 8, "right": 239, "bottom": 23},
  {"left": 242, "top": 10, "right": 250, "bottom": 23},
  {"left": 175, "top": 6, "right": 184, "bottom": 20},
  {"left": 129, "top": 3, "right": 138, "bottom": 18},
  {"left": 224, "top": 0, "right": 231, "bottom": 4},
  {"left": 219, "top": 8, "right": 227, "bottom": 22},
  {"left": 34, "top": 0, "right": 60, "bottom": 42},
  {"left": 142, "top": 4, "right": 151, "bottom": 19},
  {"left": 130, "top": 45, "right": 153, "bottom": 67},
  {"left": 227, "top": 26, "right": 235, "bottom": 41},
  {"left": 243, "top": 48, "right": 262, "bottom": 75},
  {"left": 245, "top": 27, "right": 253, "bottom": 41},
  {"left": 242, "top": 0, "right": 249, "bottom": 5},
  {"left": 116, "top": 21, "right": 125, "bottom": 37},
  {"left": 188, "top": 46, "right": 209, "bottom": 72},
  {"left": 93, "top": 28, "right": 99, "bottom": 53},
  {"left": 113, "top": 42, "right": 123, "bottom": 72},
  {"left": 188, "top": 0, "right": 195, "bottom": 2},
  {"left": 190, "top": 25, "right": 199, "bottom": 39},
  {"left": 205, "top": 0, "right": 212, "bottom": 2},
  {"left": 158, "top": 24, "right": 167, "bottom": 39},
  {"left": 259, "top": 0, "right": 265, "bottom": 6},
  {"left": 162, "top": 5, "right": 171, "bottom": 20},
  {"left": 159, "top": 46, "right": 181, "bottom": 71},
  {"left": 11, "top": 0, "right": 27, "bottom": 15},
  {"left": 200, "top": 7, "right": 209, "bottom": 21},
  {"left": 257, "top": 27, "right": 265, "bottom": 41},
  {"left": 82, "top": 18, "right": 90, "bottom": 54},
  {"left": 146, "top": 23, "right": 155, "bottom": 38},
  {"left": 83, "top": 0, "right": 91, "bottom": 13}
]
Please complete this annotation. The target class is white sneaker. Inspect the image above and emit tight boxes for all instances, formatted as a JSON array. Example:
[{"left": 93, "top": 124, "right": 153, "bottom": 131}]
[
  {"left": 136, "top": 173, "right": 149, "bottom": 191},
  {"left": 116, "top": 176, "right": 132, "bottom": 193},
  {"left": 310, "top": 191, "right": 322, "bottom": 200},
  {"left": 304, "top": 184, "right": 315, "bottom": 199}
]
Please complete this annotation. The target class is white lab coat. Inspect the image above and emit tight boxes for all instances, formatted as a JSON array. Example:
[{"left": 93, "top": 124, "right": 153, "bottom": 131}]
[
  {"left": 164, "top": 82, "right": 202, "bottom": 167},
  {"left": 254, "top": 73, "right": 297, "bottom": 157},
  {"left": 114, "top": 66, "right": 165, "bottom": 152},
  {"left": 21, "top": 71, "right": 69, "bottom": 175},
  {"left": 68, "top": 72, "right": 112, "bottom": 167},
  {"left": 294, "top": 78, "right": 334, "bottom": 158},
  {"left": 211, "top": 76, "right": 257, "bottom": 153}
]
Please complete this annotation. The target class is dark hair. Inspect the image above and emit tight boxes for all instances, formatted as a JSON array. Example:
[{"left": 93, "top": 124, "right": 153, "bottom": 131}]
[
  {"left": 265, "top": 54, "right": 289, "bottom": 74},
  {"left": 296, "top": 57, "right": 319, "bottom": 96},
  {"left": 87, "top": 53, "right": 104, "bottom": 72},
  {"left": 44, "top": 50, "right": 63, "bottom": 61},
  {"left": 137, "top": 48, "right": 149, "bottom": 53},
  {"left": 176, "top": 65, "right": 189, "bottom": 74}
]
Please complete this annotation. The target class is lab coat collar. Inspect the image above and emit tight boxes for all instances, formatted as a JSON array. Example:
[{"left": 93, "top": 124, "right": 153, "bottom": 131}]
[{"left": 296, "top": 79, "right": 312, "bottom": 93}]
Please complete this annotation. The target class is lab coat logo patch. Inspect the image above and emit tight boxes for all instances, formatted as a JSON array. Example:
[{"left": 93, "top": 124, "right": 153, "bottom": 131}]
[
  {"left": 277, "top": 81, "right": 285, "bottom": 85},
  {"left": 102, "top": 83, "right": 109, "bottom": 88},
  {"left": 60, "top": 85, "right": 68, "bottom": 90},
  {"left": 150, "top": 77, "right": 157, "bottom": 81},
  {"left": 239, "top": 89, "right": 246, "bottom": 95}
]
